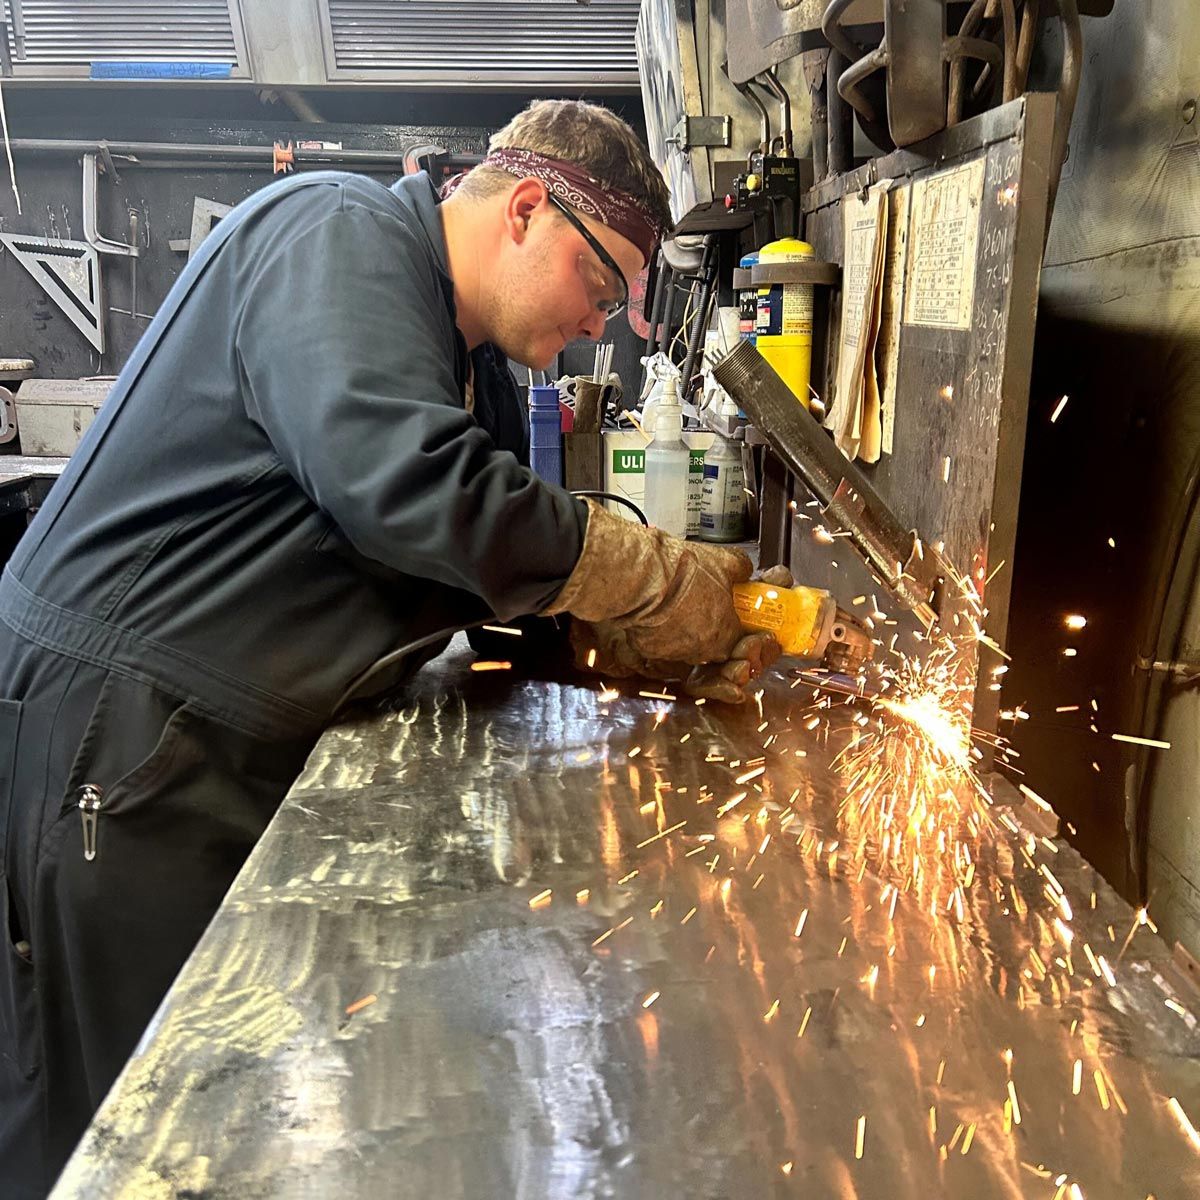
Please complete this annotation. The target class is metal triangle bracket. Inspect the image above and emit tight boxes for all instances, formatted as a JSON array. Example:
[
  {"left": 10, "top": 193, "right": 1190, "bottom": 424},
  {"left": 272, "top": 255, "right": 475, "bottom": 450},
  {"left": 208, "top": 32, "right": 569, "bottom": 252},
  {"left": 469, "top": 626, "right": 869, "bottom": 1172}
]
[{"left": 0, "top": 234, "right": 105, "bottom": 353}]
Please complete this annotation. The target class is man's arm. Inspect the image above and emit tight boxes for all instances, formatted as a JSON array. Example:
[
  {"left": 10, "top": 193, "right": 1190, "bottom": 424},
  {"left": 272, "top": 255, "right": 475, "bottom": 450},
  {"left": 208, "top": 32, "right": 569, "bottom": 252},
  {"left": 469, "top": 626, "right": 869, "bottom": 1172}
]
[{"left": 235, "top": 195, "right": 587, "bottom": 620}]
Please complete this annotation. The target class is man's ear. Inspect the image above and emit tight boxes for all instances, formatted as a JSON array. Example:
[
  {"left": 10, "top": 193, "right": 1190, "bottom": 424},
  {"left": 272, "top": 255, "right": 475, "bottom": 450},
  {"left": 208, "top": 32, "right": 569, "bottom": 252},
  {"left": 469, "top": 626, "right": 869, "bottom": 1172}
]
[{"left": 503, "top": 177, "right": 551, "bottom": 246}]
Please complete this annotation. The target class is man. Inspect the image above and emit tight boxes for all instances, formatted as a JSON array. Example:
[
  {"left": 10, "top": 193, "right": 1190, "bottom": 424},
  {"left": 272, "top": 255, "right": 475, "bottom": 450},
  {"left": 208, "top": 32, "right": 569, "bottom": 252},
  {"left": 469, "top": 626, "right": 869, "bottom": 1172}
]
[{"left": 0, "top": 99, "right": 776, "bottom": 1193}]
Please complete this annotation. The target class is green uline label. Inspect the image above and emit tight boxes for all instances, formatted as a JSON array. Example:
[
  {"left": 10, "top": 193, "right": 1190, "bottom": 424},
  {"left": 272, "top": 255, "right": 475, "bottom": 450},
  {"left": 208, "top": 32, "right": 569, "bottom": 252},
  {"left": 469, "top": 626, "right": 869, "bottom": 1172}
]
[{"left": 611, "top": 449, "right": 708, "bottom": 474}]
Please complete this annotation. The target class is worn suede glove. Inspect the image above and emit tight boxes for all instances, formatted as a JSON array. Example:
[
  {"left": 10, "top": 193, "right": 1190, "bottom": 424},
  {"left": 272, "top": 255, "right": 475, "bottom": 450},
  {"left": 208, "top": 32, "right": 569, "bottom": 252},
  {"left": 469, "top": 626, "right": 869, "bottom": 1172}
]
[
  {"left": 545, "top": 499, "right": 752, "bottom": 665},
  {"left": 569, "top": 620, "right": 782, "bottom": 704}
]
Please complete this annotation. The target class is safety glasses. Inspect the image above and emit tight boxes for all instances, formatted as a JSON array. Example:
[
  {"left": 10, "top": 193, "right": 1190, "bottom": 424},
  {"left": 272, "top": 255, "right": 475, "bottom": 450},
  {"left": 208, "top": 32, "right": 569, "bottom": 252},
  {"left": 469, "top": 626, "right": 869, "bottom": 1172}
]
[{"left": 547, "top": 192, "right": 629, "bottom": 321}]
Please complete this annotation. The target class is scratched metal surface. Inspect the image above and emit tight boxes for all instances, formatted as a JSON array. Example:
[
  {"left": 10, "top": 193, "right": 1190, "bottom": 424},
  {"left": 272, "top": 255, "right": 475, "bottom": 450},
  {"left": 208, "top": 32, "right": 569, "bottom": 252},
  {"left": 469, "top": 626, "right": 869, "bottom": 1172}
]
[{"left": 52, "top": 639, "right": 1200, "bottom": 1199}]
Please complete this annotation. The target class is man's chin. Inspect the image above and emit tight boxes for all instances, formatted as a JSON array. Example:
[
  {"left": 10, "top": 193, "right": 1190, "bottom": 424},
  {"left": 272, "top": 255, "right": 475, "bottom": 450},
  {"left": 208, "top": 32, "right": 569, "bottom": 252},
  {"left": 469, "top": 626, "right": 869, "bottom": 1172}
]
[
  {"left": 504, "top": 341, "right": 561, "bottom": 373},
  {"left": 511, "top": 345, "right": 556, "bottom": 372}
]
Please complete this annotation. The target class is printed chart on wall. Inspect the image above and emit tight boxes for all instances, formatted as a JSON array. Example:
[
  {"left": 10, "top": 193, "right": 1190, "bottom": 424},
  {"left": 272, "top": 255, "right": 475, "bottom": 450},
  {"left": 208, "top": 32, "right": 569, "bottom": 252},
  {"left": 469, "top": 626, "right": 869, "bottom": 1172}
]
[{"left": 902, "top": 158, "right": 985, "bottom": 330}]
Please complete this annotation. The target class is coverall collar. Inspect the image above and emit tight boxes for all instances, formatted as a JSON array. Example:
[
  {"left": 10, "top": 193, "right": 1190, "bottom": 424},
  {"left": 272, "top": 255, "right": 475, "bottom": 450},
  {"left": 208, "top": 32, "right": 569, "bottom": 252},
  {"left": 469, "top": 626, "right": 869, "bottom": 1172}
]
[
  {"left": 389, "top": 171, "right": 467, "bottom": 390},
  {"left": 389, "top": 172, "right": 455, "bottom": 303}
]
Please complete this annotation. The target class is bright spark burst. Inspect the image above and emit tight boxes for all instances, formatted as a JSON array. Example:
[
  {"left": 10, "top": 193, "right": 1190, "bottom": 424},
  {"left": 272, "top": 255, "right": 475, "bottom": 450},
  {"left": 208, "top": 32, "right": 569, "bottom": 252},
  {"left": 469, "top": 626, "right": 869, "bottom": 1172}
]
[{"left": 833, "top": 631, "right": 991, "bottom": 895}]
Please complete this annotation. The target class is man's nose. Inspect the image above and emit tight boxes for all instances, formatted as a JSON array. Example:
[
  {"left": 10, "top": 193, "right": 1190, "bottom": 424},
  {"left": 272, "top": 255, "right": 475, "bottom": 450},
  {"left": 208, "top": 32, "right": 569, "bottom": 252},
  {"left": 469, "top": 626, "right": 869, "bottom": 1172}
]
[{"left": 576, "top": 308, "right": 606, "bottom": 342}]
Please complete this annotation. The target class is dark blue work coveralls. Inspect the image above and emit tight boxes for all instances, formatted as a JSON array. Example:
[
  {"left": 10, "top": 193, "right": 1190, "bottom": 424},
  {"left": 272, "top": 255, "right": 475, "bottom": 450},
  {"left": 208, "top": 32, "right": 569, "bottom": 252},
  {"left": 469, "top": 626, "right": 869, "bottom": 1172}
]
[{"left": 0, "top": 170, "right": 587, "bottom": 1194}]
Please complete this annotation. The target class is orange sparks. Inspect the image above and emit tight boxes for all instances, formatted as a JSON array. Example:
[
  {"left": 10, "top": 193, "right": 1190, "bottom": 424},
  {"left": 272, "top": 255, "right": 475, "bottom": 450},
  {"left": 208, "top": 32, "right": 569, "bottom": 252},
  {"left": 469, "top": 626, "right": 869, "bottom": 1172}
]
[
  {"left": 344, "top": 993, "right": 377, "bottom": 1016},
  {"left": 1007, "top": 1080, "right": 1022, "bottom": 1124},
  {"left": 642, "top": 990, "right": 660, "bottom": 1009},
  {"left": 855, "top": 1115, "right": 867, "bottom": 1159},
  {"left": 1168, "top": 1097, "right": 1200, "bottom": 1152},
  {"left": 961, "top": 1123, "right": 976, "bottom": 1155},
  {"left": 592, "top": 917, "right": 633, "bottom": 947},
  {"left": 470, "top": 660, "right": 512, "bottom": 672},
  {"left": 1064, "top": 614, "right": 1087, "bottom": 630},
  {"left": 1112, "top": 733, "right": 1171, "bottom": 750},
  {"left": 635, "top": 820, "right": 687, "bottom": 849},
  {"left": 528, "top": 889, "right": 552, "bottom": 909},
  {"left": 1050, "top": 395, "right": 1069, "bottom": 422}
]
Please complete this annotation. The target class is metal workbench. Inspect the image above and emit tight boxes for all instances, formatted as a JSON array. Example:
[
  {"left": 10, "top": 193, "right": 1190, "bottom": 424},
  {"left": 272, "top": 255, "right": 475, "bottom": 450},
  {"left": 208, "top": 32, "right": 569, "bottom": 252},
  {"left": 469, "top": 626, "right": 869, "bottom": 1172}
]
[
  {"left": 0, "top": 455, "right": 67, "bottom": 518},
  {"left": 52, "top": 637, "right": 1200, "bottom": 1198}
]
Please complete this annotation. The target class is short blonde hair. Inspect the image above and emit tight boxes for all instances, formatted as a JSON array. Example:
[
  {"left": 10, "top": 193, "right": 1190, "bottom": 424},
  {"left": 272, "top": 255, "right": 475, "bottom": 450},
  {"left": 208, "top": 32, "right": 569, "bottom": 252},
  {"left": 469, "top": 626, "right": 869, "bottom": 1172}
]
[{"left": 455, "top": 98, "right": 671, "bottom": 231}]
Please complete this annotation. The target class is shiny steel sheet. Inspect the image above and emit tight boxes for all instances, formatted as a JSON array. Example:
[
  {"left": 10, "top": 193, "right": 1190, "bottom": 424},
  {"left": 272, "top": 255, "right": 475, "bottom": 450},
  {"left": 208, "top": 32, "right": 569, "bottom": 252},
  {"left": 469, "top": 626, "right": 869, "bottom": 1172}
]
[{"left": 53, "top": 638, "right": 1200, "bottom": 1198}]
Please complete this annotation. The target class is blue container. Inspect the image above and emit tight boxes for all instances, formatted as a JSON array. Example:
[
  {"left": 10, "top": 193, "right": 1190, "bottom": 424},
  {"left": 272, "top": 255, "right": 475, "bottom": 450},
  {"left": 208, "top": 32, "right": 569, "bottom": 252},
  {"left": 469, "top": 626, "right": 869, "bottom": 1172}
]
[
  {"left": 738, "top": 251, "right": 760, "bottom": 347},
  {"left": 529, "top": 385, "right": 564, "bottom": 487}
]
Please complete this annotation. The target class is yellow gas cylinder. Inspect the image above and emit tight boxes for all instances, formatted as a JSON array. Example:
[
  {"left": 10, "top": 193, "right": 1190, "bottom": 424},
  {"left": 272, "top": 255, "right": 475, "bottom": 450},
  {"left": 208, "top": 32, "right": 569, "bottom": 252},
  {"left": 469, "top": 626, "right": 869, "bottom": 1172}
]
[
  {"left": 755, "top": 237, "right": 815, "bottom": 407},
  {"left": 732, "top": 581, "right": 834, "bottom": 659}
]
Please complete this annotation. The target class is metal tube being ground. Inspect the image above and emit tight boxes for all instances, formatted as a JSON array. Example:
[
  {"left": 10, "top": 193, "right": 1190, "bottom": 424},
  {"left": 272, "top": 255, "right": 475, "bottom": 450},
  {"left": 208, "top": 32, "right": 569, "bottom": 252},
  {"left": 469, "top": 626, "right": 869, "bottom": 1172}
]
[{"left": 711, "top": 340, "right": 941, "bottom": 625}]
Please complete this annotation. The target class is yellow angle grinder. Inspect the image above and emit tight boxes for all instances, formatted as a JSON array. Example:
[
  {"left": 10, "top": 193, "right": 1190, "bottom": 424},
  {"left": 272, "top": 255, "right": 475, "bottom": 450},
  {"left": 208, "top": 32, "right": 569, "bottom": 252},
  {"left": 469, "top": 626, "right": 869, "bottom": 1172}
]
[{"left": 733, "top": 581, "right": 874, "bottom": 674}]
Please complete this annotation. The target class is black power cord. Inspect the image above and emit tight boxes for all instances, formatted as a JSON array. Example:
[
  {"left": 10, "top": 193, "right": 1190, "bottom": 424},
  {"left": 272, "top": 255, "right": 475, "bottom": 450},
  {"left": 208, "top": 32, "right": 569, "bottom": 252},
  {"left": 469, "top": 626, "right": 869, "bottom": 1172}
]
[{"left": 571, "top": 490, "right": 648, "bottom": 526}]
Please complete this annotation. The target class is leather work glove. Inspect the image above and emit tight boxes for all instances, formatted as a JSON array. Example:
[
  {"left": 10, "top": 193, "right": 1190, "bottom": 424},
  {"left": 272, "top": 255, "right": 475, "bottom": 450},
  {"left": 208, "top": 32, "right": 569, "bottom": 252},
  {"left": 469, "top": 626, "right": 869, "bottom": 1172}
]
[
  {"left": 545, "top": 499, "right": 752, "bottom": 665},
  {"left": 569, "top": 620, "right": 782, "bottom": 705}
]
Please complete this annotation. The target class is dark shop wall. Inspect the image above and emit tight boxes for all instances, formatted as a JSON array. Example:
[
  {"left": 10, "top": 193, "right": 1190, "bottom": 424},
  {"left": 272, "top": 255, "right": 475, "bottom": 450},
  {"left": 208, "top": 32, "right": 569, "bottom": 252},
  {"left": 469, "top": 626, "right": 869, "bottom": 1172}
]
[
  {"left": 0, "top": 85, "right": 648, "bottom": 383},
  {"left": 2, "top": 84, "right": 647, "bottom": 133}
]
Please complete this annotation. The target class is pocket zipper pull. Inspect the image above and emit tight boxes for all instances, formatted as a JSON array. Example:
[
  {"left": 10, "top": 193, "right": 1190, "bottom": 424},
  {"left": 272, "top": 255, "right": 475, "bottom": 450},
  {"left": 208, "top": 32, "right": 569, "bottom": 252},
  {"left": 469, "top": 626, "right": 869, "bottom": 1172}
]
[{"left": 77, "top": 784, "right": 103, "bottom": 862}]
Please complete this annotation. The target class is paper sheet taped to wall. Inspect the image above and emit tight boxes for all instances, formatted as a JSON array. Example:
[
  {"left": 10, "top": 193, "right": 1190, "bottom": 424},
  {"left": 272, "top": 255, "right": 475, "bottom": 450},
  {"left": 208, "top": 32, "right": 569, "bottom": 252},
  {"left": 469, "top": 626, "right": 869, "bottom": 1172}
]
[
  {"left": 878, "top": 183, "right": 911, "bottom": 455},
  {"left": 828, "top": 183, "right": 888, "bottom": 462},
  {"left": 902, "top": 159, "right": 985, "bottom": 330}
]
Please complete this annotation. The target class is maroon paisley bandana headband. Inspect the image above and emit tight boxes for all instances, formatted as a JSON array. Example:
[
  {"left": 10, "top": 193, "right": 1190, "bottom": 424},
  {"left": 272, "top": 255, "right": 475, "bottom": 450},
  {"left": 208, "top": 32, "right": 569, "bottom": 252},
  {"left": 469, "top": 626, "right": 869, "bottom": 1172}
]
[{"left": 442, "top": 147, "right": 665, "bottom": 266}]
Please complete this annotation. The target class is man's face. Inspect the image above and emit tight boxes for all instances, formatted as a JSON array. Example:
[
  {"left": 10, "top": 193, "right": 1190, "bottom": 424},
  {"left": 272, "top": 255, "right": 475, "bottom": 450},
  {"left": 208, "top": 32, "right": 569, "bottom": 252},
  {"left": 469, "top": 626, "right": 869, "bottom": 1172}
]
[{"left": 490, "top": 196, "right": 646, "bottom": 371}]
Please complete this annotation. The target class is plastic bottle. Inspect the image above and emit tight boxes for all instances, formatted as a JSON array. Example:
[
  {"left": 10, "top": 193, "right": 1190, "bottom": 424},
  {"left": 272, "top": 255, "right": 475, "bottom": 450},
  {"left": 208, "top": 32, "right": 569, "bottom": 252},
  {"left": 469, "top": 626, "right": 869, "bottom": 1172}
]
[
  {"left": 528, "top": 384, "right": 563, "bottom": 486},
  {"left": 699, "top": 394, "right": 747, "bottom": 543},
  {"left": 737, "top": 251, "right": 760, "bottom": 344},
  {"left": 685, "top": 442, "right": 706, "bottom": 538},
  {"left": 642, "top": 375, "right": 689, "bottom": 537}
]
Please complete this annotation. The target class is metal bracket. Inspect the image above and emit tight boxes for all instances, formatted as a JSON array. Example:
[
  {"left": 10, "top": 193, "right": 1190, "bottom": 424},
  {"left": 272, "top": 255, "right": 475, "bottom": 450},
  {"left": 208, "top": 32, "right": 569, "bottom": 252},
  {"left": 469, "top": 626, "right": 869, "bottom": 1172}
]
[
  {"left": 7, "top": 0, "right": 25, "bottom": 60},
  {"left": 0, "top": 234, "right": 105, "bottom": 353},
  {"left": 666, "top": 114, "right": 732, "bottom": 151},
  {"left": 82, "top": 152, "right": 136, "bottom": 258},
  {"left": 188, "top": 197, "right": 233, "bottom": 259},
  {"left": 0, "top": 385, "right": 16, "bottom": 445}
]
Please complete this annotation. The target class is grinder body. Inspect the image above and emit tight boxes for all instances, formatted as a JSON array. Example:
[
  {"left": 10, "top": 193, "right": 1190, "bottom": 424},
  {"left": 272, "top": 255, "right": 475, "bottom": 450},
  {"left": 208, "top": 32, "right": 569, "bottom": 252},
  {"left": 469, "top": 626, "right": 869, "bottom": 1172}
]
[{"left": 733, "top": 582, "right": 873, "bottom": 673}]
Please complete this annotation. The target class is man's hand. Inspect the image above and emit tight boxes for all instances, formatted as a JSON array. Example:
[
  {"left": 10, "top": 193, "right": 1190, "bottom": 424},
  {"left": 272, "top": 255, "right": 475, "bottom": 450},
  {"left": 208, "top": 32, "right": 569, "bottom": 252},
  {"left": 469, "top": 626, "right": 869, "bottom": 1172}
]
[
  {"left": 545, "top": 500, "right": 751, "bottom": 665},
  {"left": 569, "top": 619, "right": 781, "bottom": 704}
]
